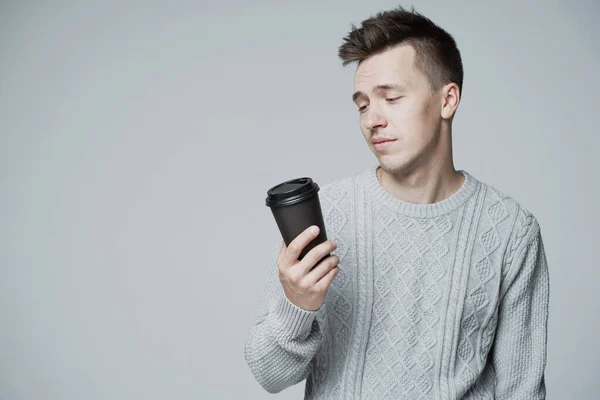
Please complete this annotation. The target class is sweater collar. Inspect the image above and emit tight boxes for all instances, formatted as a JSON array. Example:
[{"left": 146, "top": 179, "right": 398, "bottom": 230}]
[{"left": 363, "top": 164, "right": 480, "bottom": 218}]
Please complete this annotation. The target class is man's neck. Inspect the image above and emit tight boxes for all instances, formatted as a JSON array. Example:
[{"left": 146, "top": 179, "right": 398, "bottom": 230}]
[{"left": 376, "top": 159, "right": 465, "bottom": 205}]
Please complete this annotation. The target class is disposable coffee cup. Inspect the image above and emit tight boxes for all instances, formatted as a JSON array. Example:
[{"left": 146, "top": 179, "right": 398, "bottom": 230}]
[{"left": 265, "top": 177, "right": 329, "bottom": 263}]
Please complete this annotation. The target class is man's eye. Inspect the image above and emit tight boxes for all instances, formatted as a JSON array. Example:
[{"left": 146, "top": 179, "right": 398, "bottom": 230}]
[
  {"left": 386, "top": 97, "right": 402, "bottom": 102},
  {"left": 358, "top": 105, "right": 367, "bottom": 113}
]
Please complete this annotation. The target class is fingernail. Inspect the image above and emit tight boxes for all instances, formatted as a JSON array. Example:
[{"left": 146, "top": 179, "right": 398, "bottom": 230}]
[{"left": 311, "top": 226, "right": 319, "bottom": 234}]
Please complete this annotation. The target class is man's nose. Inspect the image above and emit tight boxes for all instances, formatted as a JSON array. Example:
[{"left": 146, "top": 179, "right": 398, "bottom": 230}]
[{"left": 364, "top": 106, "right": 388, "bottom": 131}]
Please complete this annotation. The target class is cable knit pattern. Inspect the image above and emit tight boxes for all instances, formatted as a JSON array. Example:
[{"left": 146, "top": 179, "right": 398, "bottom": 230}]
[{"left": 244, "top": 164, "right": 549, "bottom": 399}]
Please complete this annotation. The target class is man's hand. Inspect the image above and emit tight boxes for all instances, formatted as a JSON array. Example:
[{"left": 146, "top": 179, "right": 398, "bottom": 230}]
[{"left": 277, "top": 226, "right": 339, "bottom": 311}]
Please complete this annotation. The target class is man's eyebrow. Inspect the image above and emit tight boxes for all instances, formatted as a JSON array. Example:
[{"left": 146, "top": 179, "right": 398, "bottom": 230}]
[{"left": 352, "top": 83, "right": 408, "bottom": 103}]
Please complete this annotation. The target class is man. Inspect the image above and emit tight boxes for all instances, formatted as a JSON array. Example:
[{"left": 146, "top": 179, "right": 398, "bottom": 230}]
[{"left": 244, "top": 6, "right": 549, "bottom": 399}]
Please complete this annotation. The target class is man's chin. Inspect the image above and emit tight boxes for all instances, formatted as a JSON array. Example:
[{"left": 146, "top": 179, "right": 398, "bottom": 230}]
[{"left": 378, "top": 156, "right": 417, "bottom": 176}]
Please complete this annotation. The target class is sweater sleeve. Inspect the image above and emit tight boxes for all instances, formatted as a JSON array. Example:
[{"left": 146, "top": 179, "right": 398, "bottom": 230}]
[
  {"left": 243, "top": 237, "right": 327, "bottom": 394},
  {"left": 492, "top": 219, "right": 550, "bottom": 399}
]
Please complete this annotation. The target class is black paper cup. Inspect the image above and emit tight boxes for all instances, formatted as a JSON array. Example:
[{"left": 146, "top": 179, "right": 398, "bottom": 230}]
[{"left": 266, "top": 177, "right": 329, "bottom": 262}]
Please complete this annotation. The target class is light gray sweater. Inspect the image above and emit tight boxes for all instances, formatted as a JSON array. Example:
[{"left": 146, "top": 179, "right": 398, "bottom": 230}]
[{"left": 245, "top": 165, "right": 549, "bottom": 399}]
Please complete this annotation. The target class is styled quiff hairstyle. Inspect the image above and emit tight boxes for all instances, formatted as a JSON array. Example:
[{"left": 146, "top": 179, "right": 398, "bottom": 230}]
[{"left": 338, "top": 6, "right": 464, "bottom": 95}]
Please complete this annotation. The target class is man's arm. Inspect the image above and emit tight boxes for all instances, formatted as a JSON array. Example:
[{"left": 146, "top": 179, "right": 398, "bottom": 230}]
[
  {"left": 493, "top": 218, "right": 550, "bottom": 399},
  {"left": 243, "top": 238, "right": 327, "bottom": 394}
]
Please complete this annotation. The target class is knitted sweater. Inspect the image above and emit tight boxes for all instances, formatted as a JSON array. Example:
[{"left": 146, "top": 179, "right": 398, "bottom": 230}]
[{"left": 245, "top": 164, "right": 549, "bottom": 399}]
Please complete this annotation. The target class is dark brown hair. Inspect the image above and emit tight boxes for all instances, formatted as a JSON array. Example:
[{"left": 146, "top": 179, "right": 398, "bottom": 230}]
[{"left": 338, "top": 6, "right": 464, "bottom": 94}]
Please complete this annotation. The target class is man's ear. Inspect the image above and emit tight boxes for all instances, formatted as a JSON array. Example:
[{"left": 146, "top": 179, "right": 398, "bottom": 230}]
[{"left": 441, "top": 82, "right": 460, "bottom": 120}]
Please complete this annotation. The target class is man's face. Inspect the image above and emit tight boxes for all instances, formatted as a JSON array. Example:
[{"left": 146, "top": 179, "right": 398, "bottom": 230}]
[{"left": 353, "top": 44, "right": 443, "bottom": 175}]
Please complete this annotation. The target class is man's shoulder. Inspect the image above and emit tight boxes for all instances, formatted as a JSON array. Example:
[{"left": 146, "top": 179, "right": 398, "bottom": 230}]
[{"left": 472, "top": 172, "right": 541, "bottom": 249}]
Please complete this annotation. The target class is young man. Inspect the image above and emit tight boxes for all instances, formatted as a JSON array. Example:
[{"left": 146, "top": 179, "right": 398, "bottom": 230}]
[{"left": 244, "top": 6, "right": 549, "bottom": 399}]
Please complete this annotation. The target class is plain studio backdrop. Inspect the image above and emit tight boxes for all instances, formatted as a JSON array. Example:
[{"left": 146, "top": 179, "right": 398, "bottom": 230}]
[{"left": 1, "top": 1, "right": 598, "bottom": 399}]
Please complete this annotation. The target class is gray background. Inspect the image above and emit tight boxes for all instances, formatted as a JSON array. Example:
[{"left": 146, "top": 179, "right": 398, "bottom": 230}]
[{"left": 1, "top": 1, "right": 598, "bottom": 399}]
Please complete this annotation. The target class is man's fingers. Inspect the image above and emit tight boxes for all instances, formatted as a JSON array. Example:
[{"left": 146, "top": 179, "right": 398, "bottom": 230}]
[
  {"left": 314, "top": 266, "right": 340, "bottom": 292},
  {"left": 283, "top": 225, "right": 320, "bottom": 266},
  {"left": 306, "top": 254, "right": 339, "bottom": 283},
  {"left": 299, "top": 239, "right": 337, "bottom": 275}
]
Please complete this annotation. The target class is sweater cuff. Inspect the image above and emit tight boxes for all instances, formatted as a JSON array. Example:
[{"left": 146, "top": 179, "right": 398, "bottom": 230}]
[{"left": 272, "top": 295, "right": 320, "bottom": 339}]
